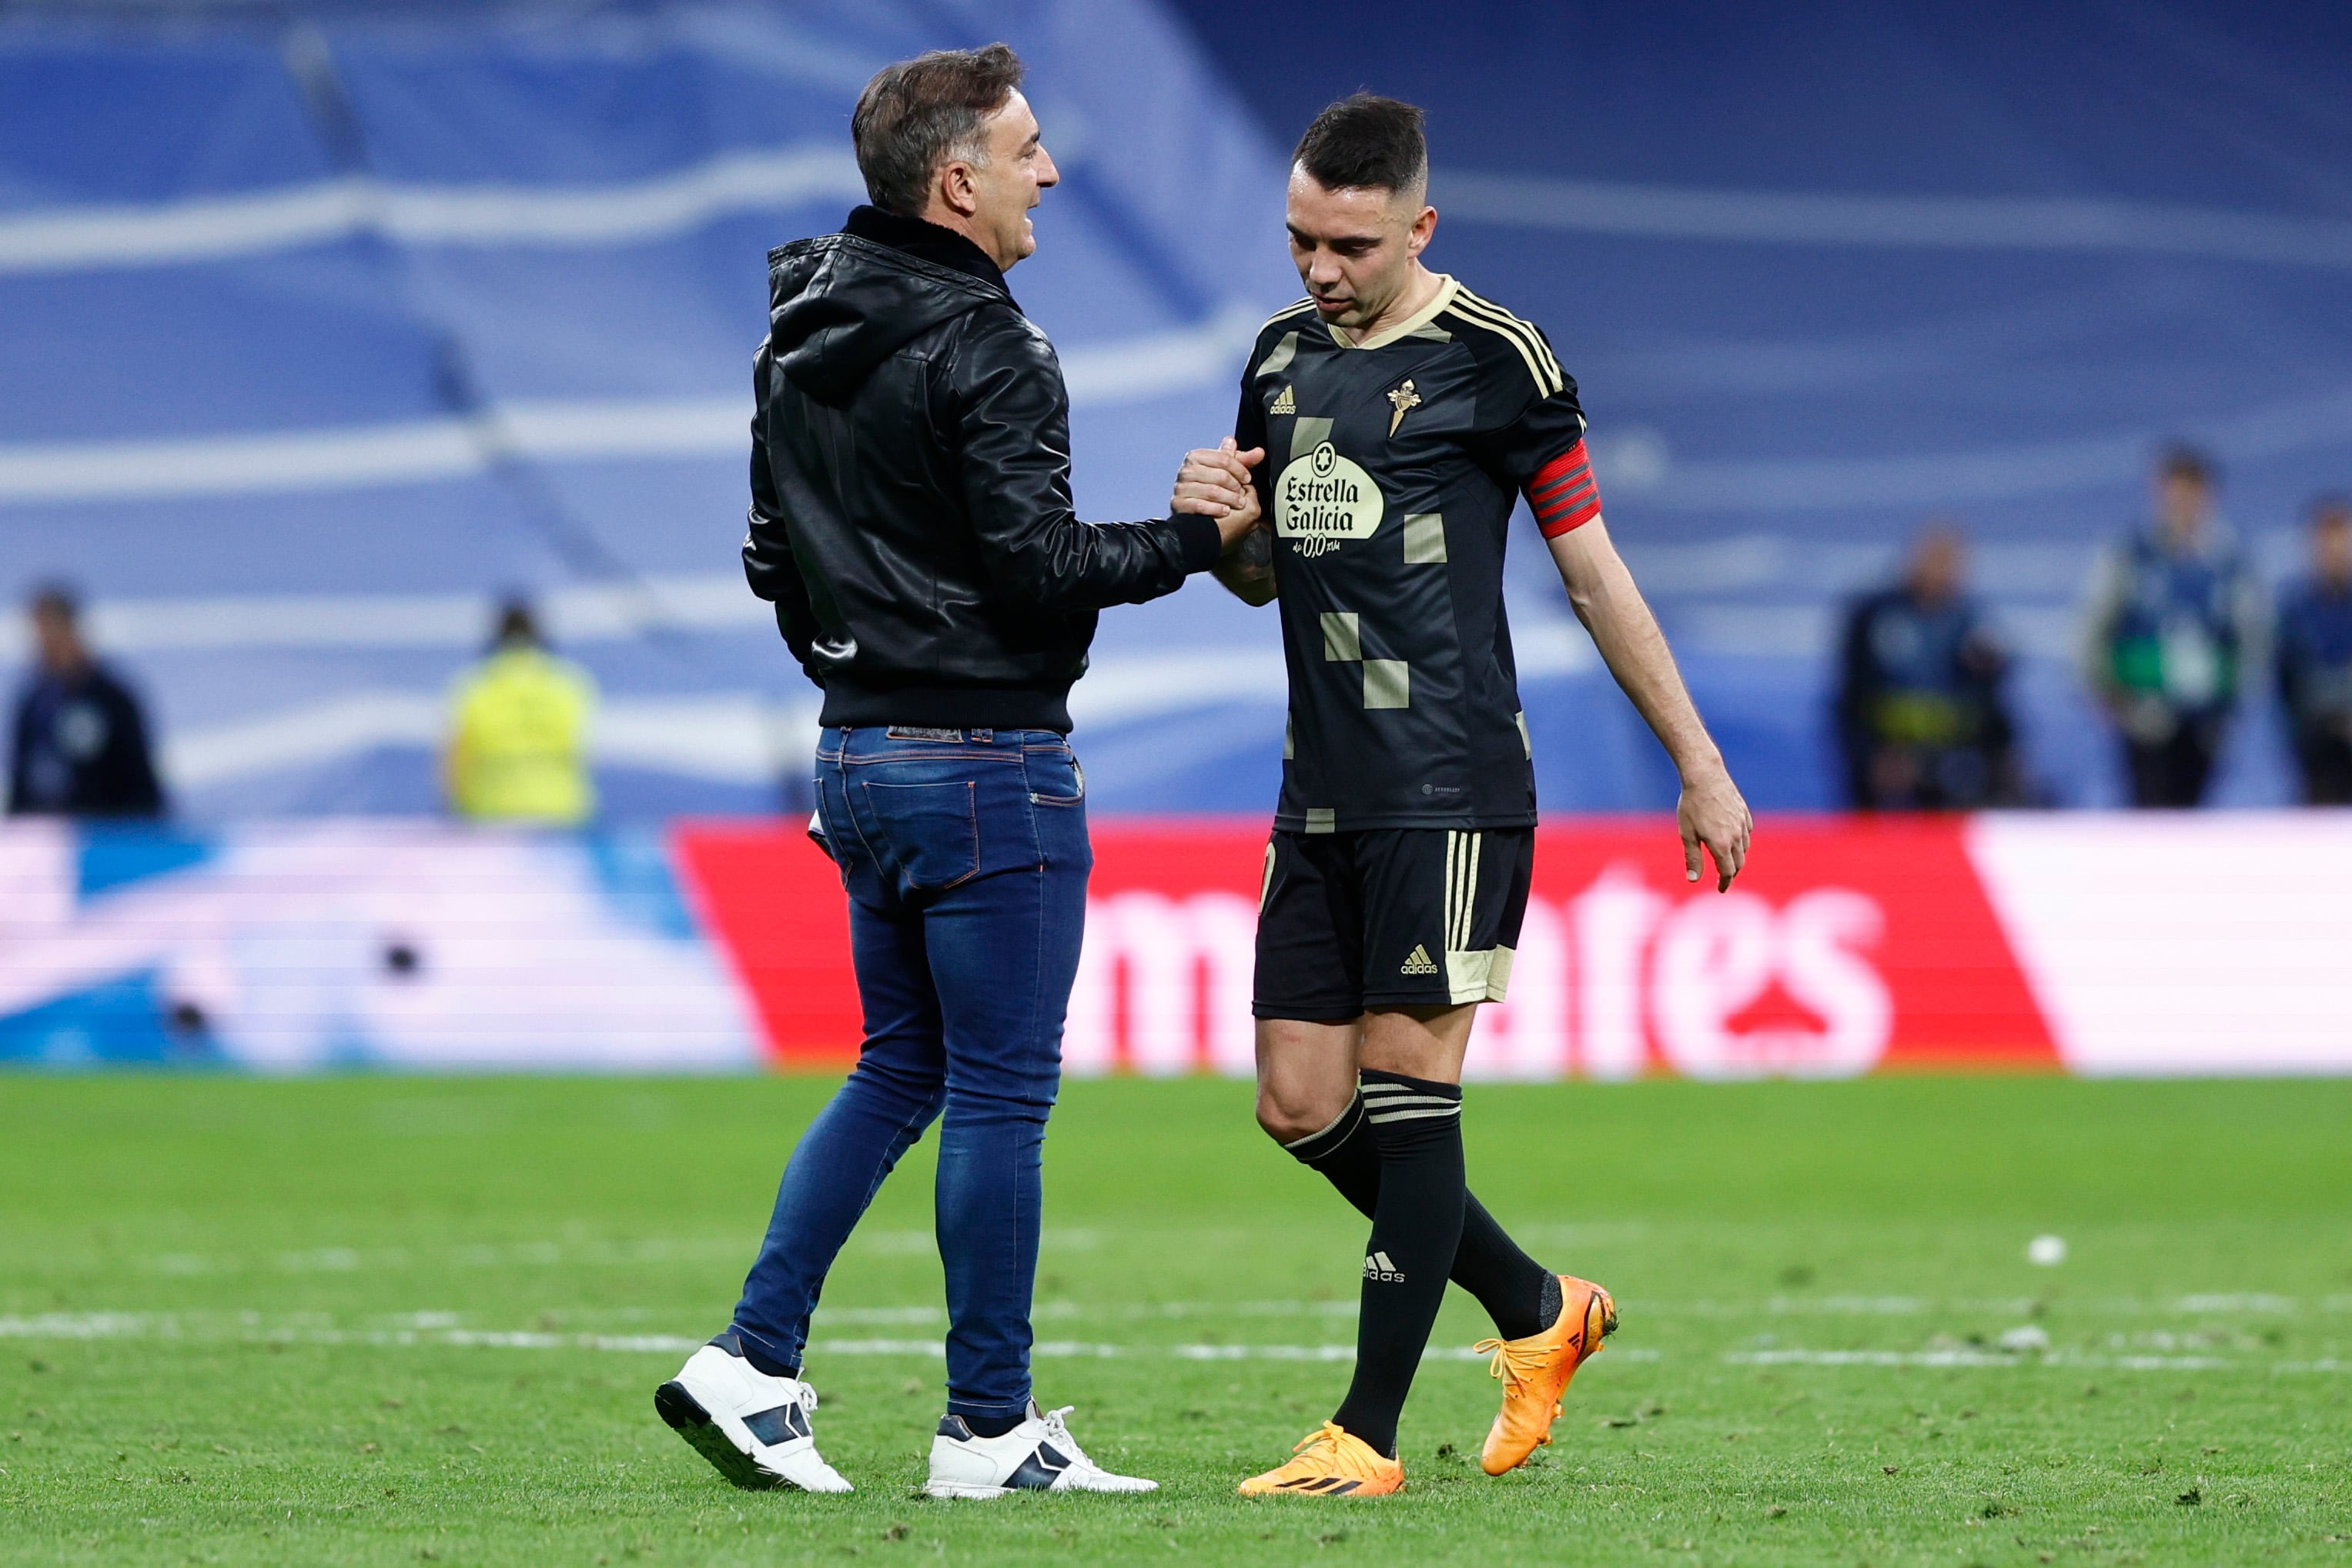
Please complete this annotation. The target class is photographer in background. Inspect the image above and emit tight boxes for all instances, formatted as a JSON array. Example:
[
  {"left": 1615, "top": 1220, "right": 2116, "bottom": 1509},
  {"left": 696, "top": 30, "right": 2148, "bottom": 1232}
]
[
  {"left": 1834, "top": 523, "right": 2019, "bottom": 811},
  {"left": 2277, "top": 495, "right": 2352, "bottom": 805},
  {"left": 2079, "top": 446, "right": 2263, "bottom": 808},
  {"left": 6, "top": 583, "right": 166, "bottom": 820}
]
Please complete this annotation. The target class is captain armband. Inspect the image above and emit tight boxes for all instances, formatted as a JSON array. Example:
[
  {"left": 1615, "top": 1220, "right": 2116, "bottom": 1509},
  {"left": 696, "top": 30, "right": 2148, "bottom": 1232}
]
[{"left": 1526, "top": 440, "right": 1601, "bottom": 538}]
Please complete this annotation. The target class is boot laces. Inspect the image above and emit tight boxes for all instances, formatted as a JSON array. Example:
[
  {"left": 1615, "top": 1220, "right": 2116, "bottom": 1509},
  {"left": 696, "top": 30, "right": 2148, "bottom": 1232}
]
[
  {"left": 1293, "top": 1421, "right": 1346, "bottom": 1458},
  {"left": 1279, "top": 1421, "right": 1384, "bottom": 1480},
  {"left": 1474, "top": 1336, "right": 1550, "bottom": 1394}
]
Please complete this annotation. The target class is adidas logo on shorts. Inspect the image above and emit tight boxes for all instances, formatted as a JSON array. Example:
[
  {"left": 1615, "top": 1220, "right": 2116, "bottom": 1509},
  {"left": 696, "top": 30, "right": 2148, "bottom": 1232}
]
[
  {"left": 1363, "top": 1250, "right": 1406, "bottom": 1283},
  {"left": 1398, "top": 944, "right": 1439, "bottom": 977}
]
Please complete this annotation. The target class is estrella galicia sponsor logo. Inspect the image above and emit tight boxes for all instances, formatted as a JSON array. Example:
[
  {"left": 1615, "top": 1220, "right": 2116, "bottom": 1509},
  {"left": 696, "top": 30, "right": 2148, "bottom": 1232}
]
[{"left": 1277, "top": 441, "right": 1384, "bottom": 558}]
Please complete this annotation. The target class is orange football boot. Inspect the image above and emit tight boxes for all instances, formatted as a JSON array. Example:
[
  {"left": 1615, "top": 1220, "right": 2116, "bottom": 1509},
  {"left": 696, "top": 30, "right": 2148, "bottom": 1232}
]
[
  {"left": 1236, "top": 1422, "right": 1404, "bottom": 1496},
  {"left": 1473, "top": 1273, "right": 1617, "bottom": 1476}
]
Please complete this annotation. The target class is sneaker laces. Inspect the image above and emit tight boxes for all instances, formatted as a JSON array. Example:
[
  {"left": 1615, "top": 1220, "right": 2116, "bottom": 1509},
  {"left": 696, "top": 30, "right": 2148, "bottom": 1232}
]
[{"left": 1038, "top": 1405, "right": 1096, "bottom": 1471}]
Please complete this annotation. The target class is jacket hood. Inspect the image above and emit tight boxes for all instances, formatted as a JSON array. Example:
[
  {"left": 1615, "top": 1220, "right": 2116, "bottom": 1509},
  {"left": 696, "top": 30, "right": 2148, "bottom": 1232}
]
[{"left": 768, "top": 233, "right": 1009, "bottom": 406}]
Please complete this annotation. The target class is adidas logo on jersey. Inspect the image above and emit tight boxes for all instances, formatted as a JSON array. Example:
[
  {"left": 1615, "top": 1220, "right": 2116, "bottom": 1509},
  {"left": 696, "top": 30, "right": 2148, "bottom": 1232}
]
[
  {"left": 1270, "top": 384, "right": 1295, "bottom": 414},
  {"left": 1399, "top": 944, "right": 1439, "bottom": 977},
  {"left": 1363, "top": 1251, "right": 1406, "bottom": 1282}
]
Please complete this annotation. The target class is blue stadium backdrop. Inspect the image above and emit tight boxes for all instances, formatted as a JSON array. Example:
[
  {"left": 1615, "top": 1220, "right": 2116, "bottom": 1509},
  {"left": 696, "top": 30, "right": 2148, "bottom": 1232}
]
[{"left": 4, "top": 0, "right": 2351, "bottom": 818}]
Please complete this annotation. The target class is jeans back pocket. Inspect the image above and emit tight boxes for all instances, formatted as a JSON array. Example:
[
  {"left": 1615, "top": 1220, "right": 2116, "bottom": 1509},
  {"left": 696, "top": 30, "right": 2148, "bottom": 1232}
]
[
  {"left": 1024, "top": 746, "right": 1085, "bottom": 806},
  {"left": 860, "top": 779, "right": 980, "bottom": 889}
]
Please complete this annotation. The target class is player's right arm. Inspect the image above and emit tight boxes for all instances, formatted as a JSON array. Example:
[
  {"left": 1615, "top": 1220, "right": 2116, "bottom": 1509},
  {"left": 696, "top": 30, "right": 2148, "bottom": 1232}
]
[
  {"left": 1172, "top": 437, "right": 1273, "bottom": 606},
  {"left": 1174, "top": 379, "right": 1276, "bottom": 607}
]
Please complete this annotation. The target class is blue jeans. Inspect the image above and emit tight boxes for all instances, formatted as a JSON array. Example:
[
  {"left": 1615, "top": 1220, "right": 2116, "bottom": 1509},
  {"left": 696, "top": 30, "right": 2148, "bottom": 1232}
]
[{"left": 731, "top": 725, "right": 1091, "bottom": 1422}]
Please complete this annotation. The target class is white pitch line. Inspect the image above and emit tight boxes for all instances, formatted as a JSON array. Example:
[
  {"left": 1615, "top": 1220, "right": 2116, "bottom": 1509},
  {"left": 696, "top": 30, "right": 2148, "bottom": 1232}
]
[
  {"left": 117, "top": 1251, "right": 2352, "bottom": 1321},
  {"left": 1725, "top": 1349, "right": 2242, "bottom": 1371},
  {"left": 0, "top": 1315, "right": 1624, "bottom": 1366},
  {"left": 3, "top": 1313, "right": 2336, "bottom": 1375}
]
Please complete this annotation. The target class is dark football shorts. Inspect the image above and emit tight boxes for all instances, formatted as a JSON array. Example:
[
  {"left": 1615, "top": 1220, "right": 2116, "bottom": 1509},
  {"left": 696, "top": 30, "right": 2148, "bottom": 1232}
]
[{"left": 1252, "top": 827, "right": 1536, "bottom": 1020}]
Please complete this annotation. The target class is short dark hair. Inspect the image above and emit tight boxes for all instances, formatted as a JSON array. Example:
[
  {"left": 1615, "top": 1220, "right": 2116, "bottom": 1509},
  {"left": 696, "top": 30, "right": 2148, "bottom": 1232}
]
[
  {"left": 492, "top": 597, "right": 542, "bottom": 650},
  {"left": 2156, "top": 443, "right": 2217, "bottom": 486},
  {"left": 851, "top": 44, "right": 1025, "bottom": 216},
  {"left": 26, "top": 581, "right": 78, "bottom": 623},
  {"left": 1293, "top": 94, "right": 1427, "bottom": 196}
]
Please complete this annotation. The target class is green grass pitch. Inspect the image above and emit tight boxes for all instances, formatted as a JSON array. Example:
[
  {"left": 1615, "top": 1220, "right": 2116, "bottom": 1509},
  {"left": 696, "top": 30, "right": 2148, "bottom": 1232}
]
[{"left": 2, "top": 1072, "right": 2349, "bottom": 1566}]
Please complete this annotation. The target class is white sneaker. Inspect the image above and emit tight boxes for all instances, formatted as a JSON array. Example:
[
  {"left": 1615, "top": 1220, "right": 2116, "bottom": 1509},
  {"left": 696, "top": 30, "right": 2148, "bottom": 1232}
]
[
  {"left": 654, "top": 1332, "right": 852, "bottom": 1493},
  {"left": 924, "top": 1399, "right": 1157, "bottom": 1499}
]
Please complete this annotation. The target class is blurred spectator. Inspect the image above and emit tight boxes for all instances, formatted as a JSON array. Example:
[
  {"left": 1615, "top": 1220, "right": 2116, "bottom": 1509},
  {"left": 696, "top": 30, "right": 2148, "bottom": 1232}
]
[
  {"left": 6, "top": 583, "right": 166, "bottom": 819},
  {"left": 2277, "top": 494, "right": 2352, "bottom": 805},
  {"left": 1834, "top": 522, "right": 2019, "bottom": 810},
  {"left": 2079, "top": 446, "right": 2264, "bottom": 808},
  {"left": 443, "top": 599, "right": 597, "bottom": 826}
]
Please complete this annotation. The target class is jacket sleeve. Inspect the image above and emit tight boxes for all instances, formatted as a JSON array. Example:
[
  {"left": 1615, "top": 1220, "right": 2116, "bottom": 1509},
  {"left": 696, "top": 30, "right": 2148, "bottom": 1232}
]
[
  {"left": 108, "top": 676, "right": 166, "bottom": 819},
  {"left": 1833, "top": 597, "right": 1879, "bottom": 804},
  {"left": 949, "top": 309, "right": 1221, "bottom": 611},
  {"left": 5, "top": 690, "right": 28, "bottom": 815},
  {"left": 740, "top": 341, "right": 822, "bottom": 675},
  {"left": 2277, "top": 588, "right": 2306, "bottom": 713}
]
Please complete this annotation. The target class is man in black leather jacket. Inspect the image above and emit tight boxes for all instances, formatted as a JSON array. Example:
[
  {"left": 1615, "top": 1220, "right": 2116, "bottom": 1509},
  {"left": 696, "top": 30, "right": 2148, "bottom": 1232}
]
[
  {"left": 741, "top": 102, "right": 1239, "bottom": 728},
  {"left": 656, "top": 44, "right": 1260, "bottom": 1499}
]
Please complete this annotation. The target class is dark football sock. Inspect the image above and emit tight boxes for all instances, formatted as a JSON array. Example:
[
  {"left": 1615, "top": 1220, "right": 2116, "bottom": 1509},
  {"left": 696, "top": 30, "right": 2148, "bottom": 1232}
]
[
  {"left": 1284, "top": 1091, "right": 1554, "bottom": 1341},
  {"left": 956, "top": 1409, "right": 1025, "bottom": 1439},
  {"left": 1328, "top": 1070, "right": 1467, "bottom": 1459}
]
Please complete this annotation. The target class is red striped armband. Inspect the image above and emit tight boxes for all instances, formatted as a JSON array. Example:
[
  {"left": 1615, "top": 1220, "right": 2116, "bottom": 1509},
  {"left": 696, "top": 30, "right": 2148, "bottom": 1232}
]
[{"left": 1526, "top": 440, "right": 1601, "bottom": 537}]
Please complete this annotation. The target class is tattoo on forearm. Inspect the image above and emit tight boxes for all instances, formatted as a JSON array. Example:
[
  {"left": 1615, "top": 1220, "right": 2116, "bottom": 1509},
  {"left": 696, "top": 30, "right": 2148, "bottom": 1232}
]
[
  {"left": 1216, "top": 523, "right": 1276, "bottom": 601},
  {"left": 1238, "top": 523, "right": 1272, "bottom": 580}
]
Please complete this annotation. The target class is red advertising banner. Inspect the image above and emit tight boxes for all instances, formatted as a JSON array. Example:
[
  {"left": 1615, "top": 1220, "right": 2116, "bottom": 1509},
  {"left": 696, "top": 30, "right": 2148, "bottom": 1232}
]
[
  {"left": 8, "top": 817, "right": 2339, "bottom": 1075},
  {"left": 677, "top": 817, "right": 2061, "bottom": 1078}
]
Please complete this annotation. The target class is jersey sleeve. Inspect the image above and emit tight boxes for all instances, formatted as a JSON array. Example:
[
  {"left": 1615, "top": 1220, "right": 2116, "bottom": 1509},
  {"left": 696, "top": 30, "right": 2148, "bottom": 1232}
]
[
  {"left": 1460, "top": 325, "right": 1601, "bottom": 536},
  {"left": 1233, "top": 327, "right": 1280, "bottom": 514},
  {"left": 1233, "top": 368, "right": 1269, "bottom": 455}
]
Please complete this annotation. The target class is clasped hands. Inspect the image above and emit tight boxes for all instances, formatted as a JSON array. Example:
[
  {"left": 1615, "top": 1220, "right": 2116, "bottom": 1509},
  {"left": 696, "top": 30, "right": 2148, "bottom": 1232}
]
[{"left": 1169, "top": 439, "right": 1267, "bottom": 550}]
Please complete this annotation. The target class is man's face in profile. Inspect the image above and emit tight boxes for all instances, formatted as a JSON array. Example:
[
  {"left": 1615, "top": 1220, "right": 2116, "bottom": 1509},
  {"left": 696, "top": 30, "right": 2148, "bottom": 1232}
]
[{"left": 966, "top": 90, "right": 1058, "bottom": 269}]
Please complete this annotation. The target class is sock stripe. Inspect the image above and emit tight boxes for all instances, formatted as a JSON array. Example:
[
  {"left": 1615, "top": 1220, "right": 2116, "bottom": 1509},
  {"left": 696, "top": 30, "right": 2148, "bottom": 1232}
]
[
  {"left": 1366, "top": 1105, "right": 1463, "bottom": 1125},
  {"left": 1283, "top": 1093, "right": 1367, "bottom": 1159},
  {"left": 1360, "top": 1092, "right": 1459, "bottom": 1109}
]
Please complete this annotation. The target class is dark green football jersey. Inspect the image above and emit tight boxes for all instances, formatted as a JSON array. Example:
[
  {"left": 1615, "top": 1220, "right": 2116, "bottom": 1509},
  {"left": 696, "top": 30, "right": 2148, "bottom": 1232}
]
[{"left": 1233, "top": 274, "right": 1591, "bottom": 832}]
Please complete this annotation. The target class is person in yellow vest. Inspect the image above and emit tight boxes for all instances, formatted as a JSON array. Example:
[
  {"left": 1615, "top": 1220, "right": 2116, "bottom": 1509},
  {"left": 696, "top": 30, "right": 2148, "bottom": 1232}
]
[{"left": 443, "top": 599, "right": 596, "bottom": 825}]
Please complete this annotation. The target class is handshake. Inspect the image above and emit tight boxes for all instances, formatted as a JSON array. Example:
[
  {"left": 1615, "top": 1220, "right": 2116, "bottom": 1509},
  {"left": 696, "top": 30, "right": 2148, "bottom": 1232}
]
[{"left": 1169, "top": 439, "right": 1268, "bottom": 550}]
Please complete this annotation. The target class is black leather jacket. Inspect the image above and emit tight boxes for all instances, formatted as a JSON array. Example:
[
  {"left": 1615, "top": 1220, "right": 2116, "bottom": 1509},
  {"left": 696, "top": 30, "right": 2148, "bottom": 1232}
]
[{"left": 744, "top": 206, "right": 1221, "bottom": 731}]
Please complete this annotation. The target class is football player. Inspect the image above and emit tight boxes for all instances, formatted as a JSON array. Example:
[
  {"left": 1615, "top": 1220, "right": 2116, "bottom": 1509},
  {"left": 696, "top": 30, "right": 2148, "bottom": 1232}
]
[{"left": 1174, "top": 95, "right": 1751, "bottom": 1496}]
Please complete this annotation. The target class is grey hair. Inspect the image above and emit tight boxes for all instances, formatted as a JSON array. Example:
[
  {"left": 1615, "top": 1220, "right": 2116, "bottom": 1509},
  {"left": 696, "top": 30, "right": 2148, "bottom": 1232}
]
[{"left": 851, "top": 43, "right": 1025, "bottom": 216}]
